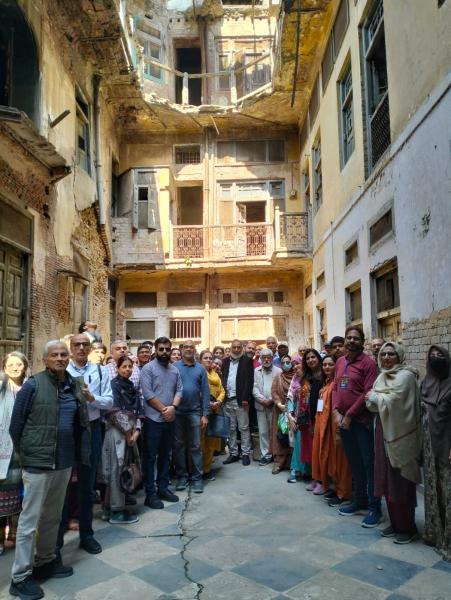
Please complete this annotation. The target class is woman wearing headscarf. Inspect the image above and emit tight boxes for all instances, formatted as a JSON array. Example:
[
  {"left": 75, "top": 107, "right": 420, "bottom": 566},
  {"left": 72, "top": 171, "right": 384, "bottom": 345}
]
[
  {"left": 420, "top": 345, "right": 451, "bottom": 560},
  {"left": 269, "top": 355, "right": 299, "bottom": 474},
  {"left": 365, "top": 342, "right": 422, "bottom": 544},
  {"left": 0, "top": 352, "right": 28, "bottom": 556}
]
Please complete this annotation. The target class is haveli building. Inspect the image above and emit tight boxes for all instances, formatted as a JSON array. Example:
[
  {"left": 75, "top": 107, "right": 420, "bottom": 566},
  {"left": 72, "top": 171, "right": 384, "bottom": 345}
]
[{"left": 0, "top": 0, "right": 449, "bottom": 371}]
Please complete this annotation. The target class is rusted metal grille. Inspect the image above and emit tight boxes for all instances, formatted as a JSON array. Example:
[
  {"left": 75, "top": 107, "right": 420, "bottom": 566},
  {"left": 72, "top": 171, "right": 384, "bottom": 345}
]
[
  {"left": 173, "top": 227, "right": 204, "bottom": 258},
  {"left": 174, "top": 146, "right": 201, "bottom": 164},
  {"left": 370, "top": 91, "right": 390, "bottom": 167},
  {"left": 245, "top": 225, "right": 267, "bottom": 256},
  {"left": 169, "top": 320, "right": 201, "bottom": 340},
  {"left": 279, "top": 213, "right": 309, "bottom": 250}
]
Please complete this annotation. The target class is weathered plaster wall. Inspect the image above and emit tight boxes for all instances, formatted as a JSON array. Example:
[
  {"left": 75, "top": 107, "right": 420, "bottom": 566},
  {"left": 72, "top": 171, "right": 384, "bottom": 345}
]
[
  {"left": 116, "top": 268, "right": 305, "bottom": 351},
  {"left": 384, "top": 0, "right": 451, "bottom": 140},
  {"left": 310, "top": 81, "right": 451, "bottom": 357}
]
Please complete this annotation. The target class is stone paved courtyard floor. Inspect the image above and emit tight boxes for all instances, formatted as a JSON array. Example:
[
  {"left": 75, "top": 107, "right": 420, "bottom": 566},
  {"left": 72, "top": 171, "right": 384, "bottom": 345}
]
[{"left": 1, "top": 458, "right": 451, "bottom": 599}]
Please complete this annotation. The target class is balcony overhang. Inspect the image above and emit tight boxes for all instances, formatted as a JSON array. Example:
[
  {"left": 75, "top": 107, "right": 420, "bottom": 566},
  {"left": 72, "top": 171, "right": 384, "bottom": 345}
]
[
  {"left": 107, "top": 0, "right": 334, "bottom": 134},
  {"left": 0, "top": 107, "right": 70, "bottom": 181}
]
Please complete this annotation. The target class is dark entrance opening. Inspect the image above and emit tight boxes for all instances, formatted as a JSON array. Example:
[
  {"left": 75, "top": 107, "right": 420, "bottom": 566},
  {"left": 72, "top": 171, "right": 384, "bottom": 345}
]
[
  {"left": 175, "top": 47, "right": 202, "bottom": 106},
  {"left": 0, "top": 1, "right": 40, "bottom": 124}
]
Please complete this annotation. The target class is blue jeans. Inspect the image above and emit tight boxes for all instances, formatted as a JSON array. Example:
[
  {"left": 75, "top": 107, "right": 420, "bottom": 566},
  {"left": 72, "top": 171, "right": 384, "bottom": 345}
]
[
  {"left": 143, "top": 418, "right": 174, "bottom": 497},
  {"left": 340, "top": 419, "right": 381, "bottom": 513},
  {"left": 174, "top": 413, "right": 202, "bottom": 482}
]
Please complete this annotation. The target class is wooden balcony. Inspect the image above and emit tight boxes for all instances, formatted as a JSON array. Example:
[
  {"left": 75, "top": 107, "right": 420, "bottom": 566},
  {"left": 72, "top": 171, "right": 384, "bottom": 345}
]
[{"left": 169, "top": 210, "right": 311, "bottom": 264}]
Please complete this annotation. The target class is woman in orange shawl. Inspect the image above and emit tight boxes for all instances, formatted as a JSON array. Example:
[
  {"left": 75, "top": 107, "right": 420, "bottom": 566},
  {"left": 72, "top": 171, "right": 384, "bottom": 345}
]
[{"left": 312, "top": 355, "right": 352, "bottom": 503}]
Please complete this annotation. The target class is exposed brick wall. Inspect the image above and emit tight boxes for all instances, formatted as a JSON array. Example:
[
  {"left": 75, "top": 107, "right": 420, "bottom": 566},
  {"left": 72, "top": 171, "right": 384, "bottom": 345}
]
[
  {"left": 112, "top": 218, "right": 164, "bottom": 266},
  {"left": 402, "top": 307, "right": 451, "bottom": 376},
  {"left": 72, "top": 208, "right": 109, "bottom": 343}
]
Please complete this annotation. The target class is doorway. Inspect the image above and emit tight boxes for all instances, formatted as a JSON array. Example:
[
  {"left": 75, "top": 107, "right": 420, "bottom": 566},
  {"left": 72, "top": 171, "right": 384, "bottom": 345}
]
[
  {"left": 236, "top": 201, "right": 266, "bottom": 223},
  {"left": 178, "top": 186, "right": 203, "bottom": 225},
  {"left": 175, "top": 47, "right": 202, "bottom": 105}
]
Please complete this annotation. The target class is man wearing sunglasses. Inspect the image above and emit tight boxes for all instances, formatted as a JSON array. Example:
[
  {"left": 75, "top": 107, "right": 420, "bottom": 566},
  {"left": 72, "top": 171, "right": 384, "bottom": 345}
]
[{"left": 140, "top": 337, "right": 183, "bottom": 509}]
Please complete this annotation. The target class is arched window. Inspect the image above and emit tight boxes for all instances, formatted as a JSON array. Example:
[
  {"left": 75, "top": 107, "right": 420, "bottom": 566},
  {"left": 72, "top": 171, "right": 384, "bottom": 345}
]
[{"left": 0, "top": 1, "right": 40, "bottom": 125}]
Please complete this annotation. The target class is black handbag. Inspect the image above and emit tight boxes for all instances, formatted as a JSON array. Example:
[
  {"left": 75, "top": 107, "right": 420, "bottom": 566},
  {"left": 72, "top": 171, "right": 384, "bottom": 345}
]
[
  {"left": 120, "top": 443, "right": 143, "bottom": 494},
  {"left": 296, "top": 408, "right": 310, "bottom": 428},
  {"left": 206, "top": 408, "right": 231, "bottom": 439}
]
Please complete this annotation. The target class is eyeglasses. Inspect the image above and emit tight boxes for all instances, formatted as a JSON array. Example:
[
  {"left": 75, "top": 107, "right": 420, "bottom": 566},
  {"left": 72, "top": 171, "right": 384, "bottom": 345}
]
[{"left": 380, "top": 352, "right": 397, "bottom": 357}]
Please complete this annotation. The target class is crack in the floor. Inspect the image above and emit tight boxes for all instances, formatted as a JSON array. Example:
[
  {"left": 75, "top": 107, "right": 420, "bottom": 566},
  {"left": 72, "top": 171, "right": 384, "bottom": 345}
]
[{"left": 177, "top": 487, "right": 204, "bottom": 600}]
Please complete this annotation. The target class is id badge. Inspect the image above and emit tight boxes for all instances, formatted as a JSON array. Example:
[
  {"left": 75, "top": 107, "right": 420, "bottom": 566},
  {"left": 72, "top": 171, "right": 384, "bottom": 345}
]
[
  {"left": 316, "top": 399, "right": 324, "bottom": 412},
  {"left": 339, "top": 375, "right": 349, "bottom": 389}
]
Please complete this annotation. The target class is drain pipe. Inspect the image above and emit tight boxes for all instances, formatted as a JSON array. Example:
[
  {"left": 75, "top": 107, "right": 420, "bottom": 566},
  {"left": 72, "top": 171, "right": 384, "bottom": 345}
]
[
  {"left": 93, "top": 74, "right": 106, "bottom": 225},
  {"left": 93, "top": 74, "right": 111, "bottom": 263}
]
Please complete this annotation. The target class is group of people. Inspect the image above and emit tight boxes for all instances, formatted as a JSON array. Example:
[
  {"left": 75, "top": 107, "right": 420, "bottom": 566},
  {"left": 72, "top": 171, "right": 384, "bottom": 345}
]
[{"left": 0, "top": 328, "right": 450, "bottom": 600}]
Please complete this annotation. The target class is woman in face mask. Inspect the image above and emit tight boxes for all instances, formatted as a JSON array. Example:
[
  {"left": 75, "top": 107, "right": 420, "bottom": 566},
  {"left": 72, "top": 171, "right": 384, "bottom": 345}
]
[
  {"left": 269, "top": 356, "right": 299, "bottom": 474},
  {"left": 420, "top": 345, "right": 451, "bottom": 560}
]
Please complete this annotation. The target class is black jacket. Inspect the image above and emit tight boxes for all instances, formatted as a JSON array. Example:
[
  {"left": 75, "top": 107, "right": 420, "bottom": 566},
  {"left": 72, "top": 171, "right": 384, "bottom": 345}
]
[{"left": 221, "top": 355, "right": 254, "bottom": 406}]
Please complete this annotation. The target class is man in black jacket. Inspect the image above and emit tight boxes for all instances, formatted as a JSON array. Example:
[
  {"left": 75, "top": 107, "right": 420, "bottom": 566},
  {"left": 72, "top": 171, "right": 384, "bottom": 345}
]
[
  {"left": 9, "top": 340, "right": 90, "bottom": 600},
  {"left": 221, "top": 339, "right": 254, "bottom": 466}
]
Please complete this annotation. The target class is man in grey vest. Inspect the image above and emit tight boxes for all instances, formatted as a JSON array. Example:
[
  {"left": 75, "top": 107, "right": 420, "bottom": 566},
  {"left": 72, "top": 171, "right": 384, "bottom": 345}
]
[{"left": 9, "top": 340, "right": 90, "bottom": 600}]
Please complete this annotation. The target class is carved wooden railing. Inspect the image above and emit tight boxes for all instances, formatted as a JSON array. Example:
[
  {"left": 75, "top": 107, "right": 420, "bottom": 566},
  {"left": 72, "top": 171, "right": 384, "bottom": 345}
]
[
  {"left": 171, "top": 223, "right": 274, "bottom": 259},
  {"left": 275, "top": 208, "right": 310, "bottom": 251}
]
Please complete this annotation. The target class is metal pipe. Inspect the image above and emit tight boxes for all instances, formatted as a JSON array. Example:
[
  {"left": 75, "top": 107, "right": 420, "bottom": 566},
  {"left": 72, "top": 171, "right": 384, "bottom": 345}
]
[{"left": 93, "top": 74, "right": 106, "bottom": 225}]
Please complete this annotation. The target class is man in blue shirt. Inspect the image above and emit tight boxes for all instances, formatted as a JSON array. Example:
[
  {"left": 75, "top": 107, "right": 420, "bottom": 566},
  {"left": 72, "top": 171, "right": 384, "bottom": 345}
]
[
  {"left": 174, "top": 340, "right": 210, "bottom": 493},
  {"left": 58, "top": 333, "right": 112, "bottom": 556},
  {"left": 140, "top": 337, "right": 183, "bottom": 509}
]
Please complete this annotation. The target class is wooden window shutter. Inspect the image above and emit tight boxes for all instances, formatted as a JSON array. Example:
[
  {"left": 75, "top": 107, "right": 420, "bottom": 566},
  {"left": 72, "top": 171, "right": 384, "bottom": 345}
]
[
  {"left": 147, "top": 184, "right": 158, "bottom": 230},
  {"left": 132, "top": 184, "right": 139, "bottom": 231}
]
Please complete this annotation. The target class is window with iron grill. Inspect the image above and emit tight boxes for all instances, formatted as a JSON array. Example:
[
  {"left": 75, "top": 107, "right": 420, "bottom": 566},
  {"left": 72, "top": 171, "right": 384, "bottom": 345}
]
[
  {"left": 312, "top": 138, "right": 322, "bottom": 211},
  {"left": 169, "top": 319, "right": 202, "bottom": 340},
  {"left": 339, "top": 63, "right": 354, "bottom": 166},
  {"left": 174, "top": 145, "right": 201, "bottom": 164},
  {"left": 363, "top": 0, "right": 390, "bottom": 171}
]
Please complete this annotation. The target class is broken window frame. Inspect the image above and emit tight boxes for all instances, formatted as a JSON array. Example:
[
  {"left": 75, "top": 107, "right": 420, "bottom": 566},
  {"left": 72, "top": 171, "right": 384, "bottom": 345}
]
[
  {"left": 136, "top": 17, "right": 163, "bottom": 83},
  {"left": 132, "top": 170, "right": 159, "bottom": 232},
  {"left": 75, "top": 89, "right": 91, "bottom": 175}
]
